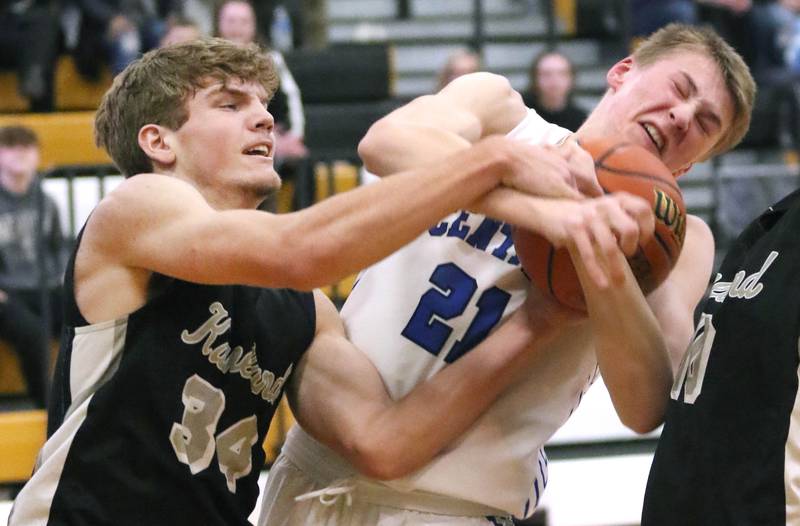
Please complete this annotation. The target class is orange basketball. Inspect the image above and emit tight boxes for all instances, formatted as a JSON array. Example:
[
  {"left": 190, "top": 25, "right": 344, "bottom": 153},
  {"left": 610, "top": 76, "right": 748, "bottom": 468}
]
[{"left": 513, "top": 137, "right": 687, "bottom": 311}]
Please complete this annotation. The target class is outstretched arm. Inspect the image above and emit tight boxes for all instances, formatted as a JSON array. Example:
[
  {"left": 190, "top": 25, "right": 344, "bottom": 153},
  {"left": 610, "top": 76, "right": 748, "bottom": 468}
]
[
  {"left": 287, "top": 289, "right": 575, "bottom": 480},
  {"left": 79, "top": 135, "right": 591, "bottom": 323}
]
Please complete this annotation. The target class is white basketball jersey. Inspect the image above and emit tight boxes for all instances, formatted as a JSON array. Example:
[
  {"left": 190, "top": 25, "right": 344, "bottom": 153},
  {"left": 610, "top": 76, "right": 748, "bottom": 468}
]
[{"left": 292, "top": 110, "right": 600, "bottom": 518}]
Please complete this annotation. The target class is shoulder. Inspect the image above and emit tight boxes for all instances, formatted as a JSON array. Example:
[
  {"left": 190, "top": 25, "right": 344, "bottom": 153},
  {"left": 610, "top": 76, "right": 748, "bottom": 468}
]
[
  {"left": 90, "top": 174, "right": 207, "bottom": 227},
  {"left": 82, "top": 173, "right": 209, "bottom": 257}
]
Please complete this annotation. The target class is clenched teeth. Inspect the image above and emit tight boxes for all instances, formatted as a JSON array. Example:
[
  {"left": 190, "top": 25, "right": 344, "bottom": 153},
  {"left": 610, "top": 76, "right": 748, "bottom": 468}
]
[{"left": 643, "top": 123, "right": 664, "bottom": 152}]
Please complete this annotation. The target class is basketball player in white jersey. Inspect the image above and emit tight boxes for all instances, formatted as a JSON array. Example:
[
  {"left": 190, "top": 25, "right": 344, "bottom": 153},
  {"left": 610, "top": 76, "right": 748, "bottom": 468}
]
[{"left": 258, "top": 24, "right": 756, "bottom": 524}]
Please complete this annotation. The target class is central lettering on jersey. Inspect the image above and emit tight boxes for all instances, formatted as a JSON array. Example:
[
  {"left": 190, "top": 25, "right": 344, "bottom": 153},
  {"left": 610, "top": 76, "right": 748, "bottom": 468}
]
[
  {"left": 180, "top": 302, "right": 292, "bottom": 404},
  {"left": 709, "top": 250, "right": 778, "bottom": 303},
  {"left": 428, "top": 211, "right": 520, "bottom": 265}
]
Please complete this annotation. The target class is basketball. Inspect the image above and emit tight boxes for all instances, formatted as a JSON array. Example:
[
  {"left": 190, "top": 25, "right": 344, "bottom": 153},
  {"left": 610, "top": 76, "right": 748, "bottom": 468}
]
[{"left": 514, "top": 137, "right": 687, "bottom": 311}]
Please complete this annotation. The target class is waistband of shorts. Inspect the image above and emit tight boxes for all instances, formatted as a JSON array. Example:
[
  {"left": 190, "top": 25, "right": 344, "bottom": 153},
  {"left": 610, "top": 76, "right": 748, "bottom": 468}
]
[
  {"left": 349, "top": 478, "right": 511, "bottom": 518},
  {"left": 282, "top": 425, "right": 358, "bottom": 485},
  {"left": 284, "top": 426, "right": 511, "bottom": 519}
]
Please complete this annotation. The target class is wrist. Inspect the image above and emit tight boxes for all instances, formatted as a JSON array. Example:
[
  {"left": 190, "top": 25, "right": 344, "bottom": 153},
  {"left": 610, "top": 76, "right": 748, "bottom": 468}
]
[{"left": 471, "top": 136, "right": 512, "bottom": 187}]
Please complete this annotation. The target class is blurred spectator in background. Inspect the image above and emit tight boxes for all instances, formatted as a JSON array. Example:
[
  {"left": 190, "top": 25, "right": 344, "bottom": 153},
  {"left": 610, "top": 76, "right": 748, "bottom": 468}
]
[
  {"left": 71, "top": 0, "right": 179, "bottom": 77},
  {"left": 522, "top": 50, "right": 588, "bottom": 132},
  {"left": 0, "top": 126, "right": 66, "bottom": 408},
  {"left": 631, "top": 0, "right": 697, "bottom": 38},
  {"left": 436, "top": 47, "right": 481, "bottom": 91},
  {"left": 253, "top": 1, "right": 301, "bottom": 51},
  {"left": 158, "top": 14, "right": 201, "bottom": 47},
  {"left": 757, "top": 0, "right": 800, "bottom": 74},
  {"left": 694, "top": 0, "right": 773, "bottom": 74},
  {"left": 215, "top": 0, "right": 308, "bottom": 206},
  {"left": 0, "top": 0, "right": 60, "bottom": 112}
]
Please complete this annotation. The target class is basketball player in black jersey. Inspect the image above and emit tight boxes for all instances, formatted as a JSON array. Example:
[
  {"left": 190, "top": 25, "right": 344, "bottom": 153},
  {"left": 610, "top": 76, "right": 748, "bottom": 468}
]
[
  {"left": 642, "top": 134, "right": 800, "bottom": 522},
  {"left": 7, "top": 38, "right": 657, "bottom": 525}
]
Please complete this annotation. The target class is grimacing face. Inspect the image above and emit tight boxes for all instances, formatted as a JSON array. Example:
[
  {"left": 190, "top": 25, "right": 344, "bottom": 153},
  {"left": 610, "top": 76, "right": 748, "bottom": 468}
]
[{"left": 588, "top": 51, "right": 735, "bottom": 175}]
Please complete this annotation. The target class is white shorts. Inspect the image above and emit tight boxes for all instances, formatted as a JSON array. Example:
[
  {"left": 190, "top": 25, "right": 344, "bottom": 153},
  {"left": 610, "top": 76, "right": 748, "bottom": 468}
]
[{"left": 257, "top": 427, "right": 514, "bottom": 526}]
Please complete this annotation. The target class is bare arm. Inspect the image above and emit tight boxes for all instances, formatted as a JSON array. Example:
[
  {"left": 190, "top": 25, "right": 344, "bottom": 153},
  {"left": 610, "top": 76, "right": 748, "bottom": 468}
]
[
  {"left": 78, "top": 138, "right": 515, "bottom": 288},
  {"left": 646, "top": 215, "right": 716, "bottom": 372},
  {"left": 287, "top": 289, "right": 575, "bottom": 480},
  {"left": 79, "top": 135, "right": 590, "bottom": 322},
  {"left": 570, "top": 213, "right": 714, "bottom": 433},
  {"left": 359, "top": 73, "right": 528, "bottom": 175}
]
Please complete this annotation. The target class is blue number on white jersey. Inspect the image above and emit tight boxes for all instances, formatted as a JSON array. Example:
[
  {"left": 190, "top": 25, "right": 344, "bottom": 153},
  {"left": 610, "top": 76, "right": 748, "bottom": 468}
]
[{"left": 401, "top": 263, "right": 511, "bottom": 362}]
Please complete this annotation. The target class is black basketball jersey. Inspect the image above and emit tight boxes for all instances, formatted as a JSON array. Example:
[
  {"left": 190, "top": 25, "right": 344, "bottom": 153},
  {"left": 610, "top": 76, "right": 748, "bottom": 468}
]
[
  {"left": 642, "top": 189, "right": 800, "bottom": 525},
  {"left": 9, "top": 231, "right": 316, "bottom": 526}
]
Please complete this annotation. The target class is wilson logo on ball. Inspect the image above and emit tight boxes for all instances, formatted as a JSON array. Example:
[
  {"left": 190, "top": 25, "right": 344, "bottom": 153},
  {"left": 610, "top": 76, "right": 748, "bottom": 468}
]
[
  {"left": 513, "top": 137, "right": 687, "bottom": 311},
  {"left": 653, "top": 188, "right": 685, "bottom": 247}
]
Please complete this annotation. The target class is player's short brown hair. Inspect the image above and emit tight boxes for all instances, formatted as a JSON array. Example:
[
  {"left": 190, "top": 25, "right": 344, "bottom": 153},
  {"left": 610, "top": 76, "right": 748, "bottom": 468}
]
[{"left": 95, "top": 37, "right": 279, "bottom": 177}]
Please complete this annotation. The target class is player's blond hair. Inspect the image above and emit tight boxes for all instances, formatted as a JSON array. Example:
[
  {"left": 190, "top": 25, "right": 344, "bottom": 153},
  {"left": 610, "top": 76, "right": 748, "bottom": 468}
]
[
  {"left": 633, "top": 23, "right": 756, "bottom": 160},
  {"left": 95, "top": 37, "right": 279, "bottom": 177}
]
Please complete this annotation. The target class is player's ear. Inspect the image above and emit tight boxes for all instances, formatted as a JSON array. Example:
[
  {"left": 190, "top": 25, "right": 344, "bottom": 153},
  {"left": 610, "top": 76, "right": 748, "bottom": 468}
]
[
  {"left": 672, "top": 163, "right": 692, "bottom": 178},
  {"left": 138, "top": 124, "right": 176, "bottom": 168},
  {"left": 607, "top": 57, "right": 634, "bottom": 90}
]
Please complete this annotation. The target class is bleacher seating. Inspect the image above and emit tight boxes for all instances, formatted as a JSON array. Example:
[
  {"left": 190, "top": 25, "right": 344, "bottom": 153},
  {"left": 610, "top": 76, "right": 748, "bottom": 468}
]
[
  {"left": 0, "top": 71, "right": 30, "bottom": 113},
  {"left": 0, "top": 112, "right": 110, "bottom": 167},
  {"left": 54, "top": 56, "right": 113, "bottom": 112},
  {"left": 0, "top": 56, "right": 112, "bottom": 114},
  {"left": 0, "top": 410, "right": 46, "bottom": 484}
]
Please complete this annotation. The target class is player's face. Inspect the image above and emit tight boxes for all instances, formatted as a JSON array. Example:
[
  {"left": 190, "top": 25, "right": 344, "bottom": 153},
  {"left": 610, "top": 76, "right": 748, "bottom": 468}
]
[
  {"left": 598, "top": 51, "right": 734, "bottom": 174},
  {"left": 169, "top": 78, "right": 278, "bottom": 207}
]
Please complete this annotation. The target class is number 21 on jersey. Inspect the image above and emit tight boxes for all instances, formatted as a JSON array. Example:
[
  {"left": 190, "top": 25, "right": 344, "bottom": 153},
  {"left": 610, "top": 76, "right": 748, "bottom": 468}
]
[{"left": 401, "top": 262, "right": 511, "bottom": 363}]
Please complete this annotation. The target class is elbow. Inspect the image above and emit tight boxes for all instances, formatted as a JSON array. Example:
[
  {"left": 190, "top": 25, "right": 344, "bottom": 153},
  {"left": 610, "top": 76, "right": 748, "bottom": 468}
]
[
  {"left": 354, "top": 456, "right": 408, "bottom": 481},
  {"left": 618, "top": 404, "right": 666, "bottom": 435},
  {"left": 344, "top": 437, "right": 418, "bottom": 481},
  {"left": 357, "top": 126, "right": 386, "bottom": 175},
  {"left": 623, "top": 415, "right": 662, "bottom": 435},
  {"left": 358, "top": 118, "right": 403, "bottom": 176}
]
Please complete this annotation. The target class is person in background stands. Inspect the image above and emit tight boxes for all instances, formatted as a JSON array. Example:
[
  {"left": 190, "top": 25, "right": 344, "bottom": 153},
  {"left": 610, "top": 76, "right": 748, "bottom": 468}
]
[
  {"left": 0, "top": 0, "right": 60, "bottom": 112},
  {"left": 522, "top": 50, "right": 589, "bottom": 132},
  {"left": 0, "top": 125, "right": 65, "bottom": 408},
  {"left": 436, "top": 47, "right": 482, "bottom": 91}
]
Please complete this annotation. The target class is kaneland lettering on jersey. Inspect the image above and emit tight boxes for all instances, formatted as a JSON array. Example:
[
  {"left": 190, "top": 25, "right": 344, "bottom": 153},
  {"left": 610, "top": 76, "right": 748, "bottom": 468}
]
[
  {"left": 429, "top": 210, "right": 520, "bottom": 265},
  {"left": 181, "top": 301, "right": 292, "bottom": 403},
  {"left": 709, "top": 251, "right": 778, "bottom": 303}
]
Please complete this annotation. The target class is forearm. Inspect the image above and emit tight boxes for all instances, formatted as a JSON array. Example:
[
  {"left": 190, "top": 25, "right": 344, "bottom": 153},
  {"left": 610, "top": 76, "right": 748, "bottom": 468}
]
[
  {"left": 275, "top": 139, "right": 505, "bottom": 289},
  {"left": 573, "top": 253, "right": 672, "bottom": 433},
  {"left": 343, "top": 308, "right": 562, "bottom": 479},
  {"left": 293, "top": 302, "right": 563, "bottom": 481}
]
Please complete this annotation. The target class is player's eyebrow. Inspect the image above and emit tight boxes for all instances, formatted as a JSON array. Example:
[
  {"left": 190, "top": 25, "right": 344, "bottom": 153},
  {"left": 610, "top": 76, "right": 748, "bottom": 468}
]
[
  {"left": 679, "top": 70, "right": 722, "bottom": 130},
  {"left": 207, "top": 84, "right": 269, "bottom": 105}
]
